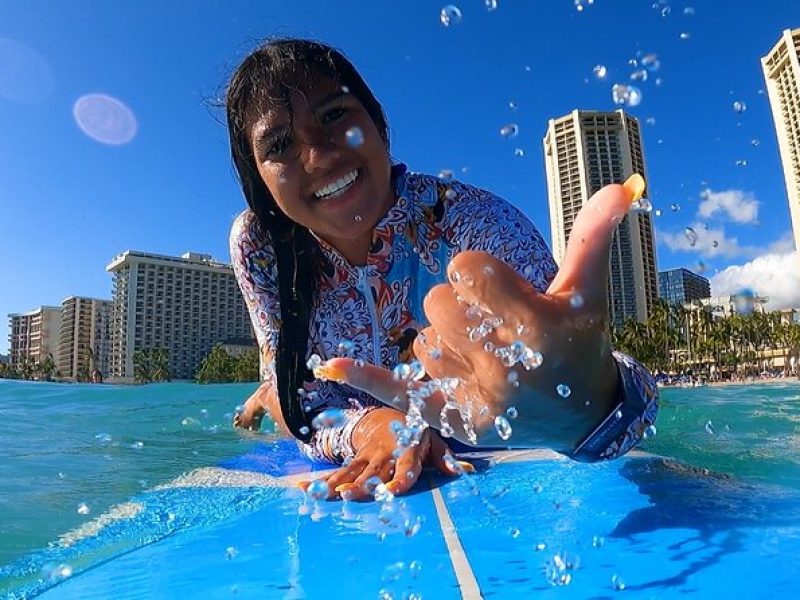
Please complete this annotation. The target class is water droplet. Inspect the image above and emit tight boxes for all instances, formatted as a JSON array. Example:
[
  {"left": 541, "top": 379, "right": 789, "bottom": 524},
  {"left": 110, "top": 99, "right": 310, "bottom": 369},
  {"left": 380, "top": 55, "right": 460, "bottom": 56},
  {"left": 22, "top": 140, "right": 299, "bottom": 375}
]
[
  {"left": 494, "top": 415, "right": 513, "bottom": 440},
  {"left": 312, "top": 408, "right": 347, "bottom": 429},
  {"left": 734, "top": 289, "right": 756, "bottom": 314},
  {"left": 514, "top": 148, "right": 524, "bottom": 157},
  {"left": 661, "top": 5, "right": 671, "bottom": 16},
  {"left": 355, "top": 358, "right": 365, "bottom": 368},
  {"left": 440, "top": 5, "right": 462, "bottom": 27},
  {"left": 506, "top": 405, "right": 518, "bottom": 418},
  {"left": 684, "top": 6, "right": 695, "bottom": 16},
  {"left": 592, "top": 535, "right": 605, "bottom": 548},
  {"left": 679, "top": 32, "right": 691, "bottom": 40},
  {"left": 630, "top": 198, "right": 653, "bottom": 213},
  {"left": 643, "top": 424, "right": 657, "bottom": 438},
  {"left": 556, "top": 384, "right": 571, "bottom": 398},
  {"left": 509, "top": 527, "right": 521, "bottom": 538},
  {"left": 654, "top": 208, "right": 662, "bottom": 216},
  {"left": 77, "top": 503, "right": 90, "bottom": 515},
  {"left": 306, "top": 354, "right": 323, "bottom": 370},
  {"left": 611, "top": 84, "right": 642, "bottom": 107},
  {"left": 733, "top": 100, "right": 747, "bottom": 114},
  {"left": 704, "top": 420, "right": 716, "bottom": 435},
  {"left": 684, "top": 227, "right": 698, "bottom": 247},
  {"left": 645, "top": 116, "right": 656, "bottom": 125},
  {"left": 500, "top": 123, "right": 519, "bottom": 139},
  {"left": 445, "top": 188, "right": 458, "bottom": 200},
  {"left": 615, "top": 410, "right": 623, "bottom": 419},
  {"left": 611, "top": 574, "right": 626, "bottom": 591},
  {"left": 382, "top": 561, "right": 406, "bottom": 582},
  {"left": 438, "top": 168, "right": 454, "bottom": 181},
  {"left": 485, "top": 0, "right": 498, "bottom": 10},
  {"left": 345, "top": 126, "right": 363, "bottom": 147},
  {"left": 440, "top": 423, "right": 454, "bottom": 437},
  {"left": 535, "top": 542, "right": 547, "bottom": 551},
  {"left": 751, "top": 138, "right": 760, "bottom": 147},
  {"left": 569, "top": 293, "right": 584, "bottom": 309},
  {"left": 409, "top": 559, "right": 423, "bottom": 577},
  {"left": 641, "top": 53, "right": 660, "bottom": 72},
  {"left": 593, "top": 64, "right": 607, "bottom": 80},
  {"left": 354, "top": 214, "right": 363, "bottom": 222},
  {"left": 299, "top": 425, "right": 310, "bottom": 435},
  {"left": 131, "top": 441, "right": 144, "bottom": 449},
  {"left": 735, "top": 159, "right": 748, "bottom": 167},
  {"left": 670, "top": 203, "right": 681, "bottom": 212},
  {"left": 226, "top": 546, "right": 239, "bottom": 559},
  {"left": 508, "top": 100, "right": 518, "bottom": 110},
  {"left": 630, "top": 69, "right": 648, "bottom": 82},
  {"left": 336, "top": 339, "right": 355, "bottom": 356}
]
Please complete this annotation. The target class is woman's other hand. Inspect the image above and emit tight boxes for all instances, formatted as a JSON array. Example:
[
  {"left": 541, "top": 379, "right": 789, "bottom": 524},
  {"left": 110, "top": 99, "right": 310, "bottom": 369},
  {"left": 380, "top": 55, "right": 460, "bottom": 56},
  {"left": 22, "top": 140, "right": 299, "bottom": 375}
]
[{"left": 299, "top": 407, "right": 467, "bottom": 500}]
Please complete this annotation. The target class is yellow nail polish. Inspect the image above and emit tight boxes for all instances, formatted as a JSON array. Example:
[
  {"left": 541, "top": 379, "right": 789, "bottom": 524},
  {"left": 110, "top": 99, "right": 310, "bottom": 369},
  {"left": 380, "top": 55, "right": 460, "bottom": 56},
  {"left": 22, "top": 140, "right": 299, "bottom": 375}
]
[
  {"left": 313, "top": 363, "right": 347, "bottom": 383},
  {"left": 295, "top": 480, "right": 310, "bottom": 490},
  {"left": 334, "top": 483, "right": 357, "bottom": 493},
  {"left": 457, "top": 461, "right": 476, "bottom": 474},
  {"left": 623, "top": 173, "right": 646, "bottom": 204},
  {"left": 385, "top": 480, "right": 402, "bottom": 494}
]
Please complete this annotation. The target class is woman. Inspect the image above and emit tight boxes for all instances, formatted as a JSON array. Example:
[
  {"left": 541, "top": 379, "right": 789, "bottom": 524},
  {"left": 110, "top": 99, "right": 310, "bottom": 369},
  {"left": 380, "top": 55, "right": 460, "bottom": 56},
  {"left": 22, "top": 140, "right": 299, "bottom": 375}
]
[{"left": 226, "top": 38, "right": 658, "bottom": 500}]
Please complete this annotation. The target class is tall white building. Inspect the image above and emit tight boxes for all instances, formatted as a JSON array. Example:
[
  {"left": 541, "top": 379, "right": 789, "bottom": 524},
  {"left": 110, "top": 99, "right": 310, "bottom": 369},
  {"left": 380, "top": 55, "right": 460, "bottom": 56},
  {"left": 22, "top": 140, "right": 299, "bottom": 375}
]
[
  {"left": 8, "top": 306, "right": 62, "bottom": 368},
  {"left": 106, "top": 251, "right": 253, "bottom": 381},
  {"left": 543, "top": 109, "right": 659, "bottom": 327},
  {"left": 57, "top": 296, "right": 112, "bottom": 380},
  {"left": 762, "top": 28, "right": 800, "bottom": 253}
]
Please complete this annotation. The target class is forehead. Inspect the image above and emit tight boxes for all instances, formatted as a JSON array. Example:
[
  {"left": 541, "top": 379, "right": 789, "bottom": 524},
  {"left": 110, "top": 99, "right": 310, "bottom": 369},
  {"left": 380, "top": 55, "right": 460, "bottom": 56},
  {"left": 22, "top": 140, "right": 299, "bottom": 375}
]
[{"left": 249, "top": 74, "right": 343, "bottom": 137}]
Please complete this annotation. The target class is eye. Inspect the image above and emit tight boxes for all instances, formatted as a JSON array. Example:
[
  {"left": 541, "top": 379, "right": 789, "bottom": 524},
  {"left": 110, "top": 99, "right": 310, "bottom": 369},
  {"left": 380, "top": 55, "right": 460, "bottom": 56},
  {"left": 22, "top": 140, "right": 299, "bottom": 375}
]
[
  {"left": 322, "top": 107, "right": 347, "bottom": 124},
  {"left": 264, "top": 134, "right": 292, "bottom": 159}
]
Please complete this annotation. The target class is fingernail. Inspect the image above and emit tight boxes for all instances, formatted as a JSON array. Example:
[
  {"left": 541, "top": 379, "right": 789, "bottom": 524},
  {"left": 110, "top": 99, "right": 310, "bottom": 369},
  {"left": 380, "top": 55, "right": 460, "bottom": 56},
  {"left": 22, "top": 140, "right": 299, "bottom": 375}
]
[
  {"left": 622, "top": 173, "right": 645, "bottom": 205},
  {"left": 334, "top": 483, "right": 357, "bottom": 493},
  {"left": 385, "top": 480, "right": 403, "bottom": 494},
  {"left": 457, "top": 461, "right": 476, "bottom": 473},
  {"left": 313, "top": 362, "right": 347, "bottom": 383},
  {"left": 296, "top": 480, "right": 311, "bottom": 490}
]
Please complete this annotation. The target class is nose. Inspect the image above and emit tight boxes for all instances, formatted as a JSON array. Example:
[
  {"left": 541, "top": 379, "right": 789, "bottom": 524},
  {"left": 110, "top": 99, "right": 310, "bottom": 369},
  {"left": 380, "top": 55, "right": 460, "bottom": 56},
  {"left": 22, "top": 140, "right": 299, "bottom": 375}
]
[{"left": 299, "top": 130, "right": 341, "bottom": 174}]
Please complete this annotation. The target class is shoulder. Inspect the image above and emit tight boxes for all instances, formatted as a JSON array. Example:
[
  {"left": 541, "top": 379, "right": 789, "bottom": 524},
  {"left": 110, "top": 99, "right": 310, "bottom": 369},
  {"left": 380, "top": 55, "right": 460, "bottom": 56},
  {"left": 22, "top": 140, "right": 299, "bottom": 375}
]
[{"left": 230, "top": 209, "right": 271, "bottom": 247}]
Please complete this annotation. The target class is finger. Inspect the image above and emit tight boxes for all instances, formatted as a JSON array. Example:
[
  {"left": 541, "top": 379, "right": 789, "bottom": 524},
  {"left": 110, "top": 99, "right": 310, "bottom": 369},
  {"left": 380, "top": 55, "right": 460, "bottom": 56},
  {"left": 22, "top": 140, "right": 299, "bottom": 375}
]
[
  {"left": 546, "top": 175, "right": 643, "bottom": 304},
  {"left": 325, "top": 460, "right": 368, "bottom": 497},
  {"left": 413, "top": 326, "right": 472, "bottom": 380},
  {"left": 386, "top": 434, "right": 430, "bottom": 496},
  {"left": 427, "top": 434, "right": 476, "bottom": 476},
  {"left": 346, "top": 460, "right": 394, "bottom": 501}
]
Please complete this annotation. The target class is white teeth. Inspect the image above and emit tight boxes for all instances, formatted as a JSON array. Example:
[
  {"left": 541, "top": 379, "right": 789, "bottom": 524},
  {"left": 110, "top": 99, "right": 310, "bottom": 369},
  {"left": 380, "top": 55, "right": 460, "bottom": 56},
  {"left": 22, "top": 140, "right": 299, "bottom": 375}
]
[{"left": 314, "top": 170, "right": 358, "bottom": 199}]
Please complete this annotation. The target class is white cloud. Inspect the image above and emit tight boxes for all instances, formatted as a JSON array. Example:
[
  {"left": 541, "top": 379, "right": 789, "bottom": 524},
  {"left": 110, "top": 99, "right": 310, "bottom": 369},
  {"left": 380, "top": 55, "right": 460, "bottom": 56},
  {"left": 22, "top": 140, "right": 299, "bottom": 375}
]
[
  {"left": 658, "top": 221, "right": 755, "bottom": 259},
  {"left": 767, "top": 231, "right": 796, "bottom": 254},
  {"left": 710, "top": 251, "right": 800, "bottom": 310},
  {"left": 697, "top": 188, "right": 759, "bottom": 224}
]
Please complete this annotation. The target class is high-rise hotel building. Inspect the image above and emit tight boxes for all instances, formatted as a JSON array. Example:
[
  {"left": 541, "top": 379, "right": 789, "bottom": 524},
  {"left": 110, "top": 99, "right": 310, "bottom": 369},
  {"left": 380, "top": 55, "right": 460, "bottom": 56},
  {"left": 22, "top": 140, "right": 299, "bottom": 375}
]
[
  {"left": 56, "top": 296, "right": 112, "bottom": 380},
  {"left": 762, "top": 28, "right": 800, "bottom": 253},
  {"left": 8, "top": 306, "right": 62, "bottom": 368},
  {"left": 106, "top": 251, "right": 253, "bottom": 381},
  {"left": 543, "top": 109, "right": 659, "bottom": 327}
]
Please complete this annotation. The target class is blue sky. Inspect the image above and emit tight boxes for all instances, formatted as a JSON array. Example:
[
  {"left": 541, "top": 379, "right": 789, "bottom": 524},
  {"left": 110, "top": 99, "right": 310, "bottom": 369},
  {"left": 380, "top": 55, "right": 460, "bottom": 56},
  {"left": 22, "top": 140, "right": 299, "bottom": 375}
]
[{"left": 1, "top": 0, "right": 799, "bottom": 353}]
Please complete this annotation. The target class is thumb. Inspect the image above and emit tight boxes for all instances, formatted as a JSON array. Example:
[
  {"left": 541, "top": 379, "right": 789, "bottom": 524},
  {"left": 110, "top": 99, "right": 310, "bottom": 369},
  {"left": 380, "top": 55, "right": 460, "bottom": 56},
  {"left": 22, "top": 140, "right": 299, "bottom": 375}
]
[{"left": 547, "top": 174, "right": 645, "bottom": 305}]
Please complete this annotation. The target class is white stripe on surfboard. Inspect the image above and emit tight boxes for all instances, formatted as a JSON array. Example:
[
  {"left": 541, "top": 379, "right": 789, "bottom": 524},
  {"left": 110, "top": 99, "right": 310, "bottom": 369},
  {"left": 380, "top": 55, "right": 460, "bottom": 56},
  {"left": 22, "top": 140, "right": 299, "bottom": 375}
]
[{"left": 429, "top": 477, "right": 483, "bottom": 600}]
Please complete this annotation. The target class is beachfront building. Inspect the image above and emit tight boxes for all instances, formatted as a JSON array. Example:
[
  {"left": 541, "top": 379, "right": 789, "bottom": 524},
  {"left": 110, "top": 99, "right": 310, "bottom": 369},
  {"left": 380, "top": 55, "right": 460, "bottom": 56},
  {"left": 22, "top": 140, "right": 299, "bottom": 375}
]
[
  {"left": 697, "top": 293, "right": 769, "bottom": 318},
  {"left": 543, "top": 109, "right": 659, "bottom": 327},
  {"left": 762, "top": 28, "right": 800, "bottom": 253},
  {"left": 658, "top": 268, "right": 711, "bottom": 305},
  {"left": 106, "top": 251, "right": 254, "bottom": 381},
  {"left": 7, "top": 306, "right": 62, "bottom": 369},
  {"left": 56, "top": 296, "right": 112, "bottom": 381}
]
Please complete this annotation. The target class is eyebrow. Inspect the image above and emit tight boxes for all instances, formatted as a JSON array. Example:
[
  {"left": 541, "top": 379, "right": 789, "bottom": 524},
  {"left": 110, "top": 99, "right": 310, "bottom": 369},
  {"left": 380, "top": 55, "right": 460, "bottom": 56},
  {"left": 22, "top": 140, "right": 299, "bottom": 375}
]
[{"left": 251, "top": 89, "right": 350, "bottom": 155}]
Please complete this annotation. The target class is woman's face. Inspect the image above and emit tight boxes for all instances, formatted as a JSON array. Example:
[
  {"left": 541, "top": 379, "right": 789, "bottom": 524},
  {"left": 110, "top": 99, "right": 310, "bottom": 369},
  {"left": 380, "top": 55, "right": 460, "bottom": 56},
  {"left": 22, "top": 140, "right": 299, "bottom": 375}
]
[{"left": 248, "top": 75, "right": 393, "bottom": 264}]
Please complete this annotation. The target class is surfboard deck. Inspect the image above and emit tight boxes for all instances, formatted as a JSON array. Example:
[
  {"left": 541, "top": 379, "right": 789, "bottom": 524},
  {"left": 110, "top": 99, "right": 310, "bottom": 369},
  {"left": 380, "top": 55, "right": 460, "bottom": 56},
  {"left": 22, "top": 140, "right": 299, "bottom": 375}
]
[{"left": 7, "top": 441, "right": 800, "bottom": 598}]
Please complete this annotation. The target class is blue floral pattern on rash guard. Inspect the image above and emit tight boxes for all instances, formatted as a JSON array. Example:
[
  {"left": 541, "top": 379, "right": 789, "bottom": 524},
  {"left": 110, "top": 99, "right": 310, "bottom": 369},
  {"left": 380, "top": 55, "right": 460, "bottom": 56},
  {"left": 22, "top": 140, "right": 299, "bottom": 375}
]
[{"left": 230, "top": 164, "right": 659, "bottom": 463}]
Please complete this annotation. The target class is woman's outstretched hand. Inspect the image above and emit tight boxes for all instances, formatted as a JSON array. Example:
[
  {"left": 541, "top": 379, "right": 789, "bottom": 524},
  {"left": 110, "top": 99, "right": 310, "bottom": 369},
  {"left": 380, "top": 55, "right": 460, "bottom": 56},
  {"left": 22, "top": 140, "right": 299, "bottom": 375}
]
[
  {"left": 297, "top": 407, "right": 468, "bottom": 500},
  {"left": 312, "top": 177, "right": 644, "bottom": 452}
]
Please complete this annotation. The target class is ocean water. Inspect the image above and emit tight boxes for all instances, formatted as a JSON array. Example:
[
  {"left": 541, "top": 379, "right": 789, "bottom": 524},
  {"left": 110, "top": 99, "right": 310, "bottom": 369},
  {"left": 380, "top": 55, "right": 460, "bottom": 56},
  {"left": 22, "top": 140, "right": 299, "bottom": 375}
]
[{"left": 1, "top": 379, "right": 799, "bottom": 596}]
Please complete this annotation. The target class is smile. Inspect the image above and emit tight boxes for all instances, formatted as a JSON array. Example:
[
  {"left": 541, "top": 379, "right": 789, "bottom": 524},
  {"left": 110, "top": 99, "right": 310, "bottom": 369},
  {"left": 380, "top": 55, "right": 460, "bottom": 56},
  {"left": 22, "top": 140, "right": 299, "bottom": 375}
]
[{"left": 313, "top": 169, "right": 360, "bottom": 201}]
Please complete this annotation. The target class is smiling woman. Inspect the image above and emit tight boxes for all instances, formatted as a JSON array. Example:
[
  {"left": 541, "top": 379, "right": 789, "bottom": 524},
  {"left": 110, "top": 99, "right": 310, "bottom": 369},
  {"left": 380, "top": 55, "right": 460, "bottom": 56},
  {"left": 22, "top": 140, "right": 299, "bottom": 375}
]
[{"left": 224, "top": 38, "right": 659, "bottom": 501}]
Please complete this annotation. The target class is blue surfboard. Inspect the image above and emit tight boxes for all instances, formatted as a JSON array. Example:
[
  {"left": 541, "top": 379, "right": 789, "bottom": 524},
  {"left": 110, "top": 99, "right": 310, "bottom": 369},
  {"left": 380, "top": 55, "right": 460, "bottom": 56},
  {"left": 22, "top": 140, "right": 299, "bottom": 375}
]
[{"left": 5, "top": 441, "right": 800, "bottom": 598}]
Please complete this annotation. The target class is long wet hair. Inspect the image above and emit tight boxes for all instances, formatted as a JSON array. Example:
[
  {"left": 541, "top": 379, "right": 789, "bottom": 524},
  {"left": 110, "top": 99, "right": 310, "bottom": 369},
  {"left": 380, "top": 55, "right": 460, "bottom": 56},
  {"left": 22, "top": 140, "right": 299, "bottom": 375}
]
[{"left": 226, "top": 38, "right": 390, "bottom": 441}]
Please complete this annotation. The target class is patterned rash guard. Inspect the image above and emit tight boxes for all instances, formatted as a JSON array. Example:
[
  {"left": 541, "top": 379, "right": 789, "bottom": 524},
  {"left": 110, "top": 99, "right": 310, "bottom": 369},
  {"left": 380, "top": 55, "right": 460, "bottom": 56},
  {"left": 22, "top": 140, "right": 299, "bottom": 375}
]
[{"left": 230, "top": 164, "right": 659, "bottom": 464}]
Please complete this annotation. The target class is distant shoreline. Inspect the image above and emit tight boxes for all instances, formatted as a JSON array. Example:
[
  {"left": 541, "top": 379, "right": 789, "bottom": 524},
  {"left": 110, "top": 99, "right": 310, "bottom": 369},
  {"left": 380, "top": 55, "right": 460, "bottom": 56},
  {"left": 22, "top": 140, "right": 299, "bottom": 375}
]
[{"left": 661, "top": 376, "right": 799, "bottom": 389}]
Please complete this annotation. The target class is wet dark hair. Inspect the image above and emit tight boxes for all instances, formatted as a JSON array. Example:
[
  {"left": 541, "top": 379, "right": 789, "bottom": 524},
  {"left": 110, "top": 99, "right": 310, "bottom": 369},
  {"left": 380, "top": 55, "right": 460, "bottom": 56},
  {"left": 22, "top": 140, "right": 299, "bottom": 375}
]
[{"left": 226, "top": 38, "right": 389, "bottom": 442}]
